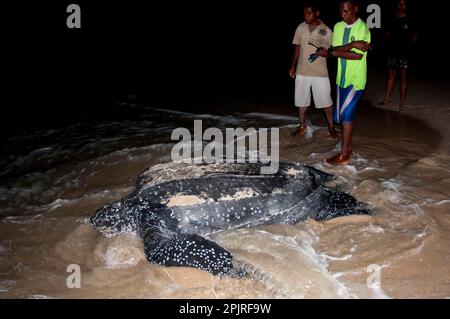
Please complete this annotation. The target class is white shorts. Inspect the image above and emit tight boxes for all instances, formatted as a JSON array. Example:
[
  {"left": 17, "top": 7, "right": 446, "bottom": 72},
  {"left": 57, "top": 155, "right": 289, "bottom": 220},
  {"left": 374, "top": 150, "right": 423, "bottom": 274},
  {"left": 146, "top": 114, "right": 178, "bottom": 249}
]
[{"left": 295, "top": 75, "right": 332, "bottom": 109}]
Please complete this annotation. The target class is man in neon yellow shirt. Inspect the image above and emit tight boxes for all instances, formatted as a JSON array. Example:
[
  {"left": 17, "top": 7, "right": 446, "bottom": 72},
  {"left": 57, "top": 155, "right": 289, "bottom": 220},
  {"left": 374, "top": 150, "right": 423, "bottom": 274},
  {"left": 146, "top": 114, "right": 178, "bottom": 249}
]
[{"left": 317, "top": 0, "right": 370, "bottom": 165}]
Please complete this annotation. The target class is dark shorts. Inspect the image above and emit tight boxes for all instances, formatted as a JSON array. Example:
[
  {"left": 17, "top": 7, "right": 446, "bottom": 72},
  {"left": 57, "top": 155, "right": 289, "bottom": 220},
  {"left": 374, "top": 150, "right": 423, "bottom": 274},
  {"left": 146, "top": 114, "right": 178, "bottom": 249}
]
[{"left": 387, "top": 57, "right": 409, "bottom": 70}]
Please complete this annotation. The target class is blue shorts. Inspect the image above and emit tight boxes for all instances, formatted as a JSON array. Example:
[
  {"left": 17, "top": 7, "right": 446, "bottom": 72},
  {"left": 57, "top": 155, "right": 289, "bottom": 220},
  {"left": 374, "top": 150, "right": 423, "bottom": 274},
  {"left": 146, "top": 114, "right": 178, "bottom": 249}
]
[{"left": 334, "top": 85, "right": 364, "bottom": 124}]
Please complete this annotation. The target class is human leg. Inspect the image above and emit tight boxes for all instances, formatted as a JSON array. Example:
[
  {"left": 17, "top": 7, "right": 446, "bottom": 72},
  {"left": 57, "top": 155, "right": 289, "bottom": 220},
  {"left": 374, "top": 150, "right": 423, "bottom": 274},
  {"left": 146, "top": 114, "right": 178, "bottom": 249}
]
[
  {"left": 399, "top": 69, "right": 408, "bottom": 111},
  {"left": 326, "top": 86, "right": 363, "bottom": 165},
  {"left": 295, "top": 107, "right": 309, "bottom": 135},
  {"left": 324, "top": 107, "right": 338, "bottom": 139},
  {"left": 325, "top": 122, "right": 352, "bottom": 165},
  {"left": 341, "top": 122, "right": 353, "bottom": 158},
  {"left": 379, "top": 68, "right": 397, "bottom": 105},
  {"left": 293, "top": 76, "right": 312, "bottom": 136},
  {"left": 311, "top": 77, "right": 337, "bottom": 139}
]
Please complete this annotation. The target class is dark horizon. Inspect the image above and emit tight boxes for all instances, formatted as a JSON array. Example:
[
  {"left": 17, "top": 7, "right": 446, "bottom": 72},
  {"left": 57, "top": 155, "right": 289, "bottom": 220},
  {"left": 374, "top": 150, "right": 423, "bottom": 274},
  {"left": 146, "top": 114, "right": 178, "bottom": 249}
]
[{"left": 3, "top": 0, "right": 448, "bottom": 136}]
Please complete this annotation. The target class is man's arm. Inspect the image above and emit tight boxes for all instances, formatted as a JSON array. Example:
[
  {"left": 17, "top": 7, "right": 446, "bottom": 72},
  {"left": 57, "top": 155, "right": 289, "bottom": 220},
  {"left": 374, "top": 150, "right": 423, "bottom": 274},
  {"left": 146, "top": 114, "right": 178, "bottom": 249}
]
[
  {"left": 317, "top": 41, "right": 369, "bottom": 60},
  {"left": 332, "top": 42, "right": 356, "bottom": 53},
  {"left": 289, "top": 45, "right": 300, "bottom": 78},
  {"left": 329, "top": 47, "right": 363, "bottom": 60}
]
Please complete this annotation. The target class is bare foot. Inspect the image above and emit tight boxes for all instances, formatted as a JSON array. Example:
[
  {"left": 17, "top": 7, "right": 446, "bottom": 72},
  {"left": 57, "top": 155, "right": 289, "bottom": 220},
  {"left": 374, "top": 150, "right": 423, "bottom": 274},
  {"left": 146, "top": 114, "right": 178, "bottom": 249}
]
[
  {"left": 325, "top": 153, "right": 351, "bottom": 165},
  {"left": 328, "top": 128, "right": 338, "bottom": 140},
  {"left": 292, "top": 126, "right": 307, "bottom": 137},
  {"left": 399, "top": 105, "right": 405, "bottom": 112},
  {"left": 378, "top": 99, "right": 392, "bottom": 106}
]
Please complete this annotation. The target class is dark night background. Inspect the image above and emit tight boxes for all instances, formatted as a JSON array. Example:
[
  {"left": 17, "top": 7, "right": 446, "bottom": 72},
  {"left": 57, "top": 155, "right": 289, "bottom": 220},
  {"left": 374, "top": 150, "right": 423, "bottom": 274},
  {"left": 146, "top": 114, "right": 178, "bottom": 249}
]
[{"left": 3, "top": 0, "right": 448, "bottom": 137}]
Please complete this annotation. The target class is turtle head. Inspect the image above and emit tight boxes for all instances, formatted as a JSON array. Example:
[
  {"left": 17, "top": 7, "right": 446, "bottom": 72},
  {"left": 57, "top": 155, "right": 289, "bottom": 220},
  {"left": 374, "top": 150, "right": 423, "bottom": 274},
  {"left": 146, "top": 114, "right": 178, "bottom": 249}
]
[{"left": 90, "top": 201, "right": 138, "bottom": 237}]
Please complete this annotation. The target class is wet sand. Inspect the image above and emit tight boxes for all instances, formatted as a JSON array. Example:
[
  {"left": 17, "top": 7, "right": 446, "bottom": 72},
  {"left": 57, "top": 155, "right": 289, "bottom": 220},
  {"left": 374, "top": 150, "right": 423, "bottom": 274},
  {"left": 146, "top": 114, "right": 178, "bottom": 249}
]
[{"left": 0, "top": 70, "right": 449, "bottom": 298}]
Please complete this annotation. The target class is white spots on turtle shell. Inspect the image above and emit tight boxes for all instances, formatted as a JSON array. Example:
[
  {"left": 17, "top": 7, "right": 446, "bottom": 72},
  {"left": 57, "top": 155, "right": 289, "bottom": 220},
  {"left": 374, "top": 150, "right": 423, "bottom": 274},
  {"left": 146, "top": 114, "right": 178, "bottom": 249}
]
[
  {"left": 273, "top": 188, "right": 284, "bottom": 194},
  {"left": 218, "top": 188, "right": 259, "bottom": 201},
  {"left": 286, "top": 167, "right": 306, "bottom": 177}
]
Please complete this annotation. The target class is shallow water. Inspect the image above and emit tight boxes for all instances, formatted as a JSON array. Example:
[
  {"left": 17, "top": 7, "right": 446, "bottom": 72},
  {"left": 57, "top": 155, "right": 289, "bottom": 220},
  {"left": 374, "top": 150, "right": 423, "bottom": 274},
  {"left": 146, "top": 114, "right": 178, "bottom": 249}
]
[{"left": 1, "top": 102, "right": 449, "bottom": 299}]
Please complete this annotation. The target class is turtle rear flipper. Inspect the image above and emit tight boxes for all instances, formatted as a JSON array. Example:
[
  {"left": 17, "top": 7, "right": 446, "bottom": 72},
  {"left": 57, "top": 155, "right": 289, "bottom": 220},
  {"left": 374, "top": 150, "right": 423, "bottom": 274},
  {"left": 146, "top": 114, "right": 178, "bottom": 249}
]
[
  {"left": 305, "top": 186, "right": 371, "bottom": 221},
  {"left": 270, "top": 186, "right": 371, "bottom": 224}
]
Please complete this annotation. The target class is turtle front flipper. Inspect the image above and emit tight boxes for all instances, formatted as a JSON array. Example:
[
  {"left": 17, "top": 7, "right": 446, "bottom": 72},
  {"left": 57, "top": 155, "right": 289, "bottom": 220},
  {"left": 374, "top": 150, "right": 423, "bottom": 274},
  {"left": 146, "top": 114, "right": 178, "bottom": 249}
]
[{"left": 140, "top": 213, "right": 233, "bottom": 276}]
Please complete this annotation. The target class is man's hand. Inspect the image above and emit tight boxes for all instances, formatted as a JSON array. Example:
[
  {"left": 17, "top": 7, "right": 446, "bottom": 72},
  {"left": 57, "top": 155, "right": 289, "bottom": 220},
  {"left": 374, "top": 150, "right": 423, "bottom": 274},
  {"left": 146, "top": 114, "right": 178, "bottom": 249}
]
[
  {"left": 289, "top": 67, "right": 296, "bottom": 79},
  {"left": 316, "top": 48, "right": 328, "bottom": 57},
  {"left": 352, "top": 41, "right": 370, "bottom": 52}
]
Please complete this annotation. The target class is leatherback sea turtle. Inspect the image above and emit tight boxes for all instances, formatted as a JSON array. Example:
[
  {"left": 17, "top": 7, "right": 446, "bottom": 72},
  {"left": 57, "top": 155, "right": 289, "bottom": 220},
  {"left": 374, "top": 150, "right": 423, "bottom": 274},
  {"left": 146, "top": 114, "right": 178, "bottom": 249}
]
[{"left": 90, "top": 161, "right": 370, "bottom": 275}]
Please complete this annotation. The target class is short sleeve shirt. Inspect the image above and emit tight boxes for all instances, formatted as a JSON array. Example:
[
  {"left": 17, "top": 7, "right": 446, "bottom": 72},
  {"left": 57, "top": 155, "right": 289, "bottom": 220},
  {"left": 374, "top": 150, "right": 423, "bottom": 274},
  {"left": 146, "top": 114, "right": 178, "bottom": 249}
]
[
  {"left": 386, "top": 15, "right": 417, "bottom": 57},
  {"left": 332, "top": 18, "right": 371, "bottom": 90},
  {"left": 292, "top": 21, "right": 332, "bottom": 78}
]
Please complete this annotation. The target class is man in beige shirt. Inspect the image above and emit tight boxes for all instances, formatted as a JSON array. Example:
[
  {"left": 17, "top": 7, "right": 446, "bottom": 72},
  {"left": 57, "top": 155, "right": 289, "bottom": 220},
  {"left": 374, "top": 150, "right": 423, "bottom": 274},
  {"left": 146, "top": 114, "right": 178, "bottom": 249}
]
[{"left": 289, "top": 2, "right": 337, "bottom": 139}]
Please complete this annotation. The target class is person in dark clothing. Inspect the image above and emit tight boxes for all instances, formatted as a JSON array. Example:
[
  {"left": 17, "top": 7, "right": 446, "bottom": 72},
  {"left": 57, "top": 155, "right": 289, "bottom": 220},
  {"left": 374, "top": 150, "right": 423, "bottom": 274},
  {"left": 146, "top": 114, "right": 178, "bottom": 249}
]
[{"left": 378, "top": 0, "right": 418, "bottom": 111}]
